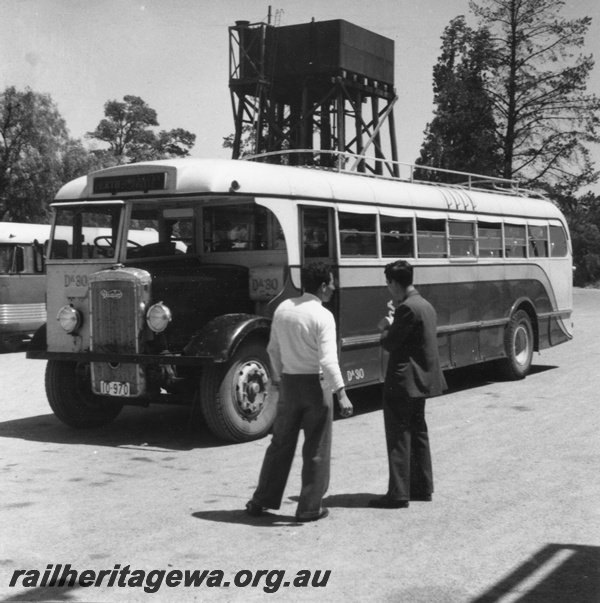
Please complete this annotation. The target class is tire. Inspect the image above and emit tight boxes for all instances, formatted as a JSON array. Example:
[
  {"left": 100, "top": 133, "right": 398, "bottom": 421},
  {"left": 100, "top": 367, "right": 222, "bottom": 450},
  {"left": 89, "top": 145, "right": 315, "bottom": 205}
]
[
  {"left": 45, "top": 360, "right": 123, "bottom": 428},
  {"left": 501, "top": 310, "right": 534, "bottom": 380},
  {"left": 199, "top": 342, "right": 277, "bottom": 443}
]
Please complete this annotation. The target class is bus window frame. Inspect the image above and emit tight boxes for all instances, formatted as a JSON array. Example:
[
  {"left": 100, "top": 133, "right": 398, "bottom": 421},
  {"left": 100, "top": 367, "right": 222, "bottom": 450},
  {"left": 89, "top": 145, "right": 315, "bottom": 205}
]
[
  {"left": 549, "top": 221, "right": 569, "bottom": 257},
  {"left": 415, "top": 212, "right": 448, "bottom": 259},
  {"left": 448, "top": 217, "right": 477, "bottom": 259},
  {"left": 527, "top": 221, "right": 550, "bottom": 258},
  {"left": 201, "top": 199, "right": 286, "bottom": 255},
  {"left": 49, "top": 201, "right": 127, "bottom": 263},
  {"left": 477, "top": 219, "right": 504, "bottom": 259},
  {"left": 379, "top": 209, "right": 416, "bottom": 259},
  {"left": 504, "top": 220, "right": 528, "bottom": 259},
  {"left": 336, "top": 203, "right": 379, "bottom": 259}
]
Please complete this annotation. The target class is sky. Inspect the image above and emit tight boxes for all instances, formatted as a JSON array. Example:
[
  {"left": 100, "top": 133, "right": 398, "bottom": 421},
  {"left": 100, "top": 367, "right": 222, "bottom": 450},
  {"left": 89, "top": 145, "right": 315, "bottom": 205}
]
[{"left": 1, "top": 0, "right": 600, "bottom": 193}]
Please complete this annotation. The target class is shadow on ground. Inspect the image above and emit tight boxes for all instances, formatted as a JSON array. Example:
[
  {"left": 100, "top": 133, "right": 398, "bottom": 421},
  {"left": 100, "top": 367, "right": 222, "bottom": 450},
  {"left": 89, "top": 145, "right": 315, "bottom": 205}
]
[
  {"left": 192, "top": 509, "right": 301, "bottom": 527},
  {"left": 0, "top": 404, "right": 226, "bottom": 451},
  {"left": 0, "top": 363, "right": 555, "bottom": 451},
  {"left": 0, "top": 584, "right": 82, "bottom": 602},
  {"left": 470, "top": 544, "right": 599, "bottom": 603}
]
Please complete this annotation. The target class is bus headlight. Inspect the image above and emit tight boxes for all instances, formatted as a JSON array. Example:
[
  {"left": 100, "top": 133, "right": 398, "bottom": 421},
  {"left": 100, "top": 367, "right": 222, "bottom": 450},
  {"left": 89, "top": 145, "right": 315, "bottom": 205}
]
[
  {"left": 57, "top": 305, "right": 82, "bottom": 333},
  {"left": 146, "top": 302, "right": 172, "bottom": 333}
]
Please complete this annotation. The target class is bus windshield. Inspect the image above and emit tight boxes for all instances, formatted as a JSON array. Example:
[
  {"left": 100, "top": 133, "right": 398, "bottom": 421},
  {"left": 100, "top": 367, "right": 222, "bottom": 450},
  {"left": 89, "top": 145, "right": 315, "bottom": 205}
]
[{"left": 50, "top": 205, "right": 124, "bottom": 260}]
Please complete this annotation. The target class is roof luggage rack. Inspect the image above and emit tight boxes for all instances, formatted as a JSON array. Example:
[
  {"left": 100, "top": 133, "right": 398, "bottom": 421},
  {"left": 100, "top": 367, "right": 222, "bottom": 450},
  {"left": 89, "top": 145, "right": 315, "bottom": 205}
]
[{"left": 242, "top": 149, "right": 530, "bottom": 196}]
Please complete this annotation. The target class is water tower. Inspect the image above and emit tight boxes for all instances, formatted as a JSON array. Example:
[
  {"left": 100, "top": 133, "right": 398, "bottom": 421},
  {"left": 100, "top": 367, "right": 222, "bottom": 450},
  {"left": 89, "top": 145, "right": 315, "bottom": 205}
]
[{"left": 229, "top": 18, "right": 399, "bottom": 176}]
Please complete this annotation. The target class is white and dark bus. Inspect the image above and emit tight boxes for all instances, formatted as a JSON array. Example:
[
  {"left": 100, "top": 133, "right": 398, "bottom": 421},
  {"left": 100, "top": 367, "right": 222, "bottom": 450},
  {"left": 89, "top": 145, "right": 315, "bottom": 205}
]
[
  {"left": 27, "top": 157, "right": 572, "bottom": 442},
  {"left": 0, "top": 222, "right": 49, "bottom": 352}
]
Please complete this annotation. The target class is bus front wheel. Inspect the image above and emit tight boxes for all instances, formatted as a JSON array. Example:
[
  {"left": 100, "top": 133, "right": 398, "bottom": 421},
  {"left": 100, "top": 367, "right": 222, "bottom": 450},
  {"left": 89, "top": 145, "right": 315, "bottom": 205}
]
[
  {"left": 502, "top": 310, "right": 534, "bottom": 380},
  {"left": 199, "top": 342, "right": 277, "bottom": 443},
  {"left": 45, "top": 360, "right": 123, "bottom": 428}
]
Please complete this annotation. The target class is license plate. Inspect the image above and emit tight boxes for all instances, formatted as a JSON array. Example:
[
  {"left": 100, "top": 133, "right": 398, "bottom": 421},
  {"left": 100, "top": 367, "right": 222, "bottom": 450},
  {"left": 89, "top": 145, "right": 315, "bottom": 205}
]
[{"left": 100, "top": 381, "right": 131, "bottom": 397}]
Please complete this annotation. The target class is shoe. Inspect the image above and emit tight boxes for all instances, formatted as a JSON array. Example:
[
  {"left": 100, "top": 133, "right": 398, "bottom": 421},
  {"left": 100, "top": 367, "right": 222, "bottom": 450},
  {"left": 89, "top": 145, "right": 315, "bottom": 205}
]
[
  {"left": 410, "top": 493, "right": 432, "bottom": 502},
  {"left": 296, "top": 508, "right": 330, "bottom": 522},
  {"left": 245, "top": 500, "right": 264, "bottom": 517},
  {"left": 368, "top": 496, "right": 409, "bottom": 509}
]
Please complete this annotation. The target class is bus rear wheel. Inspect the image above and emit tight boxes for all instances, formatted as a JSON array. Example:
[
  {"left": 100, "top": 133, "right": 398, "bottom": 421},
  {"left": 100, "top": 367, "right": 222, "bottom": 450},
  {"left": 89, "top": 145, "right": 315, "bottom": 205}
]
[
  {"left": 45, "top": 360, "right": 124, "bottom": 428},
  {"left": 199, "top": 342, "right": 277, "bottom": 443},
  {"left": 501, "top": 310, "right": 534, "bottom": 380}
]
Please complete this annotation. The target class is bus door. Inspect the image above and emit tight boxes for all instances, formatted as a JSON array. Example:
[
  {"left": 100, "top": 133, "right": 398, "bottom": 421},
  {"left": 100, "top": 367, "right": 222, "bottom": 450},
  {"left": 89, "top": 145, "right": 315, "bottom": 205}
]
[
  {"left": 300, "top": 204, "right": 339, "bottom": 325},
  {"left": 301, "top": 206, "right": 335, "bottom": 263}
]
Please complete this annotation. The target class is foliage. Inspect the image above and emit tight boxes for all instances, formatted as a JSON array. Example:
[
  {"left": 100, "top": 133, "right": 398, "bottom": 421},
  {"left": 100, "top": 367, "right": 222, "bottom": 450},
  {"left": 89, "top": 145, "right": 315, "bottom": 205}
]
[
  {"left": 470, "top": 0, "right": 600, "bottom": 189},
  {"left": 87, "top": 95, "right": 196, "bottom": 164},
  {"left": 0, "top": 88, "right": 197, "bottom": 223},
  {"left": 0, "top": 87, "right": 70, "bottom": 221},
  {"left": 416, "top": 16, "right": 503, "bottom": 183},
  {"left": 551, "top": 190, "right": 600, "bottom": 286},
  {"left": 223, "top": 124, "right": 266, "bottom": 158},
  {"left": 418, "top": 1, "right": 600, "bottom": 191}
]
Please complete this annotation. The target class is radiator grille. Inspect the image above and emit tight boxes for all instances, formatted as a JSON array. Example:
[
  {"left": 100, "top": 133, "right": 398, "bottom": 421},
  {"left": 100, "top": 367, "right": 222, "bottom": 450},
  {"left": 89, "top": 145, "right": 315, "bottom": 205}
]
[
  {"left": 90, "top": 280, "right": 139, "bottom": 353},
  {"left": 88, "top": 267, "right": 152, "bottom": 398}
]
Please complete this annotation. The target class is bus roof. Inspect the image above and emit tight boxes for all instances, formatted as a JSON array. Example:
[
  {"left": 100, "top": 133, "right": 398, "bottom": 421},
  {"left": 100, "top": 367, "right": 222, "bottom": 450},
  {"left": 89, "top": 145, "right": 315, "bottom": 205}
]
[{"left": 54, "top": 158, "right": 565, "bottom": 223}]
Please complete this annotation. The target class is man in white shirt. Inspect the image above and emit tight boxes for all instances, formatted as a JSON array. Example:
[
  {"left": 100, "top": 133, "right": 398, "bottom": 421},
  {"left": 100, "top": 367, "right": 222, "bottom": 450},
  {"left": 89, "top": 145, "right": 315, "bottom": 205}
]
[{"left": 246, "top": 262, "right": 353, "bottom": 522}]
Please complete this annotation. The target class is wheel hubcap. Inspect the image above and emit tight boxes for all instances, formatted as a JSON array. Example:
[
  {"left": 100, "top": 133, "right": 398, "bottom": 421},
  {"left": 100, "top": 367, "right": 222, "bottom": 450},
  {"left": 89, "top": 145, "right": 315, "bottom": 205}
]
[
  {"left": 234, "top": 360, "right": 270, "bottom": 420},
  {"left": 514, "top": 324, "right": 531, "bottom": 366}
]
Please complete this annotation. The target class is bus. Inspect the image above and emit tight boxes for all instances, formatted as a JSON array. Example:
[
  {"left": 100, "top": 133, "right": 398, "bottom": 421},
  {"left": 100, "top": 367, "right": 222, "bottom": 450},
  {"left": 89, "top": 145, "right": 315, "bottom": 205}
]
[
  {"left": 0, "top": 222, "right": 49, "bottom": 352},
  {"left": 27, "top": 156, "right": 572, "bottom": 442}
]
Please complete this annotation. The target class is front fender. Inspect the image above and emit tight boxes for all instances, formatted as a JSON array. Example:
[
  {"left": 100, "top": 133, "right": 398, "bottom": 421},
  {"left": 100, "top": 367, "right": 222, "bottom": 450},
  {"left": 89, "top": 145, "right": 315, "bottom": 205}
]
[{"left": 182, "top": 314, "right": 271, "bottom": 363}]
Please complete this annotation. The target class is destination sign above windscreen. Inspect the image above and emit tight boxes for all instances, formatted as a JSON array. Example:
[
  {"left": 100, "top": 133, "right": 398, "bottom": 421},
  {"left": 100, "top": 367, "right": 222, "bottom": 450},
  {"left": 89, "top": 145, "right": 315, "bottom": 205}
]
[{"left": 93, "top": 172, "right": 166, "bottom": 195}]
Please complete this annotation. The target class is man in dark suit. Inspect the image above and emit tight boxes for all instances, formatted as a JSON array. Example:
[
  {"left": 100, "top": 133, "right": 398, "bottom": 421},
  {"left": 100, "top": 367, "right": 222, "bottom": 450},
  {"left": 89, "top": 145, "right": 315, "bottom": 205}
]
[{"left": 370, "top": 260, "right": 447, "bottom": 509}]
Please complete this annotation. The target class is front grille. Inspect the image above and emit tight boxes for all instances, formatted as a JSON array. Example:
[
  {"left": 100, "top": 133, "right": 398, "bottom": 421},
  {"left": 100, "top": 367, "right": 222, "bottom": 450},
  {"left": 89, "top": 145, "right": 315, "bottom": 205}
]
[
  {"left": 90, "top": 280, "right": 139, "bottom": 353},
  {"left": 88, "top": 267, "right": 152, "bottom": 397}
]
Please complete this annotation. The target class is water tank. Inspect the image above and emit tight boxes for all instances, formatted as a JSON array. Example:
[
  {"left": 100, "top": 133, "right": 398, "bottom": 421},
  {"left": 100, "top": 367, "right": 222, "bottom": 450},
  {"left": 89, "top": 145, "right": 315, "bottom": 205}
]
[{"left": 266, "top": 19, "right": 394, "bottom": 85}]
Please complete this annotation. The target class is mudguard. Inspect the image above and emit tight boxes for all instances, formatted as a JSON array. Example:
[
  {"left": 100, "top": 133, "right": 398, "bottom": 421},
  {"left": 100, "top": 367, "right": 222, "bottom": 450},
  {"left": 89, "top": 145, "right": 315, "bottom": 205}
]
[{"left": 183, "top": 314, "right": 271, "bottom": 363}]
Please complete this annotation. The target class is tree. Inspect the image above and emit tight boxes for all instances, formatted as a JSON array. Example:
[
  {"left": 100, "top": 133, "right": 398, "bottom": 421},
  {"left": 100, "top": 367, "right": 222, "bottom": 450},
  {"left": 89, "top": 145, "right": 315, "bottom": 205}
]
[
  {"left": 60, "top": 138, "right": 115, "bottom": 184},
  {"left": 551, "top": 189, "right": 600, "bottom": 285},
  {"left": 223, "top": 124, "right": 256, "bottom": 158},
  {"left": 416, "top": 16, "right": 502, "bottom": 183},
  {"left": 470, "top": 0, "right": 600, "bottom": 189},
  {"left": 87, "top": 95, "right": 196, "bottom": 164},
  {"left": 0, "top": 86, "right": 70, "bottom": 222}
]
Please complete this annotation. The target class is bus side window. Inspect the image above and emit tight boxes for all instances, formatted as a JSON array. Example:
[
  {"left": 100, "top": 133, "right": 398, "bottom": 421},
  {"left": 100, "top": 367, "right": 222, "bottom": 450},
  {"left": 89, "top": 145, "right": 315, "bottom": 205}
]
[
  {"left": 478, "top": 223, "right": 503, "bottom": 257},
  {"left": 417, "top": 218, "right": 447, "bottom": 258},
  {"left": 380, "top": 216, "right": 414, "bottom": 257},
  {"left": 528, "top": 225, "right": 549, "bottom": 257},
  {"left": 449, "top": 222, "right": 476, "bottom": 257},
  {"left": 339, "top": 212, "right": 377, "bottom": 256},
  {"left": 0, "top": 245, "right": 10, "bottom": 273},
  {"left": 550, "top": 225, "right": 568, "bottom": 257},
  {"left": 504, "top": 225, "right": 527, "bottom": 258}
]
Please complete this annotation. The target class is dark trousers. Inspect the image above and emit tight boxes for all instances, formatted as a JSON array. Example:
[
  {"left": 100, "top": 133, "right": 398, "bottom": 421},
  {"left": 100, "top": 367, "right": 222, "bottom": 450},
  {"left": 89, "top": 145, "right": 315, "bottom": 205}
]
[
  {"left": 252, "top": 374, "right": 332, "bottom": 519},
  {"left": 383, "top": 395, "right": 433, "bottom": 500}
]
